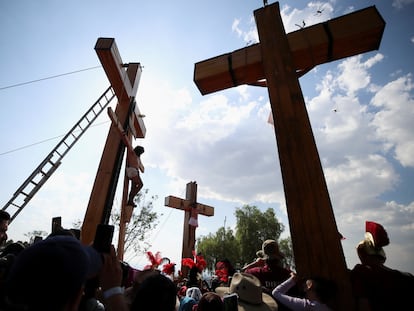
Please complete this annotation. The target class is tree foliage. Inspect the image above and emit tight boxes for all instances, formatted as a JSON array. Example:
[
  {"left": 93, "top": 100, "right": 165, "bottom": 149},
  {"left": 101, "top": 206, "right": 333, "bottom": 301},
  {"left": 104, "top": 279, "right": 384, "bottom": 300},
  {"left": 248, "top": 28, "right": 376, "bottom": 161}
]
[
  {"left": 235, "top": 205, "right": 284, "bottom": 265},
  {"left": 111, "top": 189, "right": 160, "bottom": 260},
  {"left": 279, "top": 236, "right": 295, "bottom": 270},
  {"left": 196, "top": 204, "right": 291, "bottom": 270},
  {"left": 196, "top": 226, "right": 240, "bottom": 272}
]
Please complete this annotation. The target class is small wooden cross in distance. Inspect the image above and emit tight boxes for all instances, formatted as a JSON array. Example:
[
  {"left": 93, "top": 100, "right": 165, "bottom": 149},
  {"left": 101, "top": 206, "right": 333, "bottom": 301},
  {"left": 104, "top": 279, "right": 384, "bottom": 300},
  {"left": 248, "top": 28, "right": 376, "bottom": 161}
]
[{"left": 164, "top": 181, "right": 214, "bottom": 276}]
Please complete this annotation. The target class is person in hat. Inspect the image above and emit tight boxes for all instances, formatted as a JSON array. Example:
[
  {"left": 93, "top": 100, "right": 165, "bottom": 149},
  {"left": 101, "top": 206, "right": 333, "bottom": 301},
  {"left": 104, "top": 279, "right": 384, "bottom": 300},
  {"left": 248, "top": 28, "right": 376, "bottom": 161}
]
[
  {"left": 350, "top": 221, "right": 414, "bottom": 310},
  {"left": 272, "top": 272, "right": 336, "bottom": 311},
  {"left": 215, "top": 272, "right": 278, "bottom": 311},
  {"left": 242, "top": 240, "right": 292, "bottom": 295}
]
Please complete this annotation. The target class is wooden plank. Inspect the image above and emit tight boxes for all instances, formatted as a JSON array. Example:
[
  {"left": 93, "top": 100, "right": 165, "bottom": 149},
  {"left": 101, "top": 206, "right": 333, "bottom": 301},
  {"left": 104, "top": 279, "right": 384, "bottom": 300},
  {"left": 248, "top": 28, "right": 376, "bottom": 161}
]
[
  {"left": 108, "top": 107, "right": 125, "bottom": 135},
  {"left": 95, "top": 38, "right": 140, "bottom": 102},
  {"left": 194, "top": 6, "right": 385, "bottom": 95},
  {"left": 254, "top": 3, "right": 353, "bottom": 310},
  {"left": 130, "top": 102, "right": 146, "bottom": 138},
  {"left": 95, "top": 39, "right": 145, "bottom": 140},
  {"left": 164, "top": 195, "right": 214, "bottom": 216}
]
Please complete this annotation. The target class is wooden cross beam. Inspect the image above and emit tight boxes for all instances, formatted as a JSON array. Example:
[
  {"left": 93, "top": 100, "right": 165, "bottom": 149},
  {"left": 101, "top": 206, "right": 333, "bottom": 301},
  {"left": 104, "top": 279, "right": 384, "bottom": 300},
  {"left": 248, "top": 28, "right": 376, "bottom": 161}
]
[
  {"left": 193, "top": 3, "right": 385, "bottom": 311},
  {"left": 81, "top": 38, "right": 146, "bottom": 246},
  {"left": 194, "top": 5, "right": 385, "bottom": 95},
  {"left": 165, "top": 181, "right": 214, "bottom": 276}
]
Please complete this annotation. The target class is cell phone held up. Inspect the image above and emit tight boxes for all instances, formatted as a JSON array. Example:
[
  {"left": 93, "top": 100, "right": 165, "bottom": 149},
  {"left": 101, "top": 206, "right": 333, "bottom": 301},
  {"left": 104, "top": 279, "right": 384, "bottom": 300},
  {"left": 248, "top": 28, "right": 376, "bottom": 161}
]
[
  {"left": 92, "top": 224, "right": 114, "bottom": 253},
  {"left": 223, "top": 293, "right": 238, "bottom": 311}
]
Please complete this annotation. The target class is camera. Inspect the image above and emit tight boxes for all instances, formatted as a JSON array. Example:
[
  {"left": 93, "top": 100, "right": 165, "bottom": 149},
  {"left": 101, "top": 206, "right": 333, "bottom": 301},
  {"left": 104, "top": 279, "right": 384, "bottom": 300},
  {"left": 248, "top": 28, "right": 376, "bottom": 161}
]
[
  {"left": 223, "top": 293, "right": 238, "bottom": 311},
  {"left": 93, "top": 224, "right": 114, "bottom": 254}
]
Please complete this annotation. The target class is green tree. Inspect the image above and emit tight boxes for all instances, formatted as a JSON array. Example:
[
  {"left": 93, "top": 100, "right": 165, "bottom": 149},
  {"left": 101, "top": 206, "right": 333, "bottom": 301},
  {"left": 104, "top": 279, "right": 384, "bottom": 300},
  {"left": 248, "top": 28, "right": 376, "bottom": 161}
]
[
  {"left": 196, "top": 226, "right": 240, "bottom": 272},
  {"left": 197, "top": 205, "right": 293, "bottom": 271},
  {"left": 235, "top": 205, "right": 284, "bottom": 265},
  {"left": 279, "top": 236, "right": 295, "bottom": 270},
  {"left": 111, "top": 189, "right": 160, "bottom": 260}
]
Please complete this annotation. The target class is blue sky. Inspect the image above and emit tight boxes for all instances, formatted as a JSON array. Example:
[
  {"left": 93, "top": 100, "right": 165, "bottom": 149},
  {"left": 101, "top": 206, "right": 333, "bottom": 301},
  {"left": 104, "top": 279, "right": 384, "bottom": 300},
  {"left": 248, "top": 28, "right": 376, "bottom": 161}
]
[{"left": 1, "top": 0, "right": 413, "bottom": 274}]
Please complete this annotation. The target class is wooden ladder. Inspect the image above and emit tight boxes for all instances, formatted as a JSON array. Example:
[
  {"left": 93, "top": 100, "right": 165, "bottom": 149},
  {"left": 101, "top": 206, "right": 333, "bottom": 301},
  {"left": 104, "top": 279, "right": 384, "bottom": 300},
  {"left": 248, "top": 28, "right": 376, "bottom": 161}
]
[{"left": 1, "top": 86, "right": 116, "bottom": 222}]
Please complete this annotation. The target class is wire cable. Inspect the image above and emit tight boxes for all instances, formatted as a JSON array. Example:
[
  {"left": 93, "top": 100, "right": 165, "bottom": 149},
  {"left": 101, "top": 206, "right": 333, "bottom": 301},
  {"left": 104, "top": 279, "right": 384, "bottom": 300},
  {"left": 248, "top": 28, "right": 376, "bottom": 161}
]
[
  {"left": 0, "top": 65, "right": 102, "bottom": 91},
  {"left": 0, "top": 120, "right": 109, "bottom": 156}
]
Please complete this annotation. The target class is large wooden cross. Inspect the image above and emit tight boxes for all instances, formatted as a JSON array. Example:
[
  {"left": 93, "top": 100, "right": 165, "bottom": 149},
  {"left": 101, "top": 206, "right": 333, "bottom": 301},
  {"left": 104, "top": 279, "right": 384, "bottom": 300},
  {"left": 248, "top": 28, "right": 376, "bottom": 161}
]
[
  {"left": 81, "top": 38, "right": 146, "bottom": 250},
  {"left": 165, "top": 181, "right": 214, "bottom": 276},
  {"left": 193, "top": 3, "right": 385, "bottom": 310}
]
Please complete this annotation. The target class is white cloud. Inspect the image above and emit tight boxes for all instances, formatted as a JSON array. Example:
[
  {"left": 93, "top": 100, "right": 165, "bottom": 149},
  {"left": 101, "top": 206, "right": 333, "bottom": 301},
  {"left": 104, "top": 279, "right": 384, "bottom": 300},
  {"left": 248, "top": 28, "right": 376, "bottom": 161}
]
[
  {"left": 370, "top": 74, "right": 414, "bottom": 167},
  {"left": 325, "top": 155, "right": 399, "bottom": 211},
  {"left": 231, "top": 18, "right": 242, "bottom": 37},
  {"left": 231, "top": 16, "right": 258, "bottom": 44},
  {"left": 336, "top": 54, "right": 383, "bottom": 96},
  {"left": 392, "top": 0, "right": 414, "bottom": 9},
  {"left": 280, "top": 1, "right": 334, "bottom": 33}
]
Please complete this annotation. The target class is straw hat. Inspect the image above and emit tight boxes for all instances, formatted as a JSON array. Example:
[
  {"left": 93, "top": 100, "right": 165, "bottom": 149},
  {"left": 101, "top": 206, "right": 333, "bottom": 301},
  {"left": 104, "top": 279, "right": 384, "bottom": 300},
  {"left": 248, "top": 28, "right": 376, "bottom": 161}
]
[{"left": 215, "top": 272, "right": 278, "bottom": 311}]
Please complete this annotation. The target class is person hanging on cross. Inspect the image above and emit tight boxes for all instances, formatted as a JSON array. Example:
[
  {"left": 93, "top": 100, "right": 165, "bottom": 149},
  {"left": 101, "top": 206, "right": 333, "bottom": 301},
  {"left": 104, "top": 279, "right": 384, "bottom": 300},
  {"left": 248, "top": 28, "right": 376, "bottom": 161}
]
[
  {"left": 108, "top": 106, "right": 145, "bottom": 208},
  {"left": 121, "top": 132, "right": 144, "bottom": 207}
]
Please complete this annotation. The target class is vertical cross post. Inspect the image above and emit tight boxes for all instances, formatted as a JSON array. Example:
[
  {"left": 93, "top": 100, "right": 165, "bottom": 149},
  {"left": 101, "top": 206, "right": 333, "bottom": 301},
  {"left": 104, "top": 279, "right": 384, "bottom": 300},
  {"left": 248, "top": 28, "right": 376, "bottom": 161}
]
[
  {"left": 254, "top": 4, "right": 353, "bottom": 309},
  {"left": 165, "top": 181, "right": 214, "bottom": 276}
]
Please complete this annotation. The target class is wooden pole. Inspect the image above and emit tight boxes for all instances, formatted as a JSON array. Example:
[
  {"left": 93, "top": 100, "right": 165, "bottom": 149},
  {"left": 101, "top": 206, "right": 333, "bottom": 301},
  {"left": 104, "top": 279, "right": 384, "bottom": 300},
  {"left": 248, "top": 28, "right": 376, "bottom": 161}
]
[{"left": 254, "top": 3, "right": 353, "bottom": 309}]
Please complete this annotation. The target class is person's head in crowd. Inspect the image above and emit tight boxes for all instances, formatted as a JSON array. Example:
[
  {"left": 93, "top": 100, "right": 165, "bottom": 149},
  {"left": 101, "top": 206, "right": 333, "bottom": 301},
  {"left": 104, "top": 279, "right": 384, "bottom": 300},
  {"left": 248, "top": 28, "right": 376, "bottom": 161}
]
[
  {"left": 302, "top": 275, "right": 337, "bottom": 305},
  {"left": 197, "top": 292, "right": 224, "bottom": 311},
  {"left": 130, "top": 272, "right": 177, "bottom": 311},
  {"left": 48, "top": 227, "right": 77, "bottom": 238},
  {"left": 213, "top": 258, "right": 236, "bottom": 288},
  {"left": 177, "top": 284, "right": 188, "bottom": 299},
  {"left": 0, "top": 211, "right": 11, "bottom": 246},
  {"left": 0, "top": 242, "right": 25, "bottom": 278},
  {"left": 124, "top": 268, "right": 158, "bottom": 306},
  {"left": 257, "top": 239, "right": 285, "bottom": 265},
  {"left": 216, "top": 272, "right": 278, "bottom": 311},
  {"left": 0, "top": 242, "right": 25, "bottom": 258},
  {"left": 5, "top": 235, "right": 102, "bottom": 311},
  {"left": 179, "top": 287, "right": 203, "bottom": 311},
  {"left": 0, "top": 242, "right": 26, "bottom": 307},
  {"left": 357, "top": 221, "right": 389, "bottom": 265},
  {"left": 186, "top": 286, "right": 202, "bottom": 303}
]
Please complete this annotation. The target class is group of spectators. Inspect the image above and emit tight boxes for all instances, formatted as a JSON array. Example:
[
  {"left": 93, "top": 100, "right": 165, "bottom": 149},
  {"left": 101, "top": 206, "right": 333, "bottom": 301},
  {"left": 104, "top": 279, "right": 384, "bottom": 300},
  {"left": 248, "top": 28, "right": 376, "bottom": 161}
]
[{"left": 0, "top": 209, "right": 413, "bottom": 311}]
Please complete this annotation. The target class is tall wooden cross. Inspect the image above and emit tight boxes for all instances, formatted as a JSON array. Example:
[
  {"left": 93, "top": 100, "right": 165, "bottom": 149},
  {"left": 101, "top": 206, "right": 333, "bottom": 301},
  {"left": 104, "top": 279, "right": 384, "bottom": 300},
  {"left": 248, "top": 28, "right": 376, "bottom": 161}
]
[
  {"left": 81, "top": 38, "right": 146, "bottom": 251},
  {"left": 165, "top": 181, "right": 214, "bottom": 276},
  {"left": 193, "top": 3, "right": 385, "bottom": 310}
]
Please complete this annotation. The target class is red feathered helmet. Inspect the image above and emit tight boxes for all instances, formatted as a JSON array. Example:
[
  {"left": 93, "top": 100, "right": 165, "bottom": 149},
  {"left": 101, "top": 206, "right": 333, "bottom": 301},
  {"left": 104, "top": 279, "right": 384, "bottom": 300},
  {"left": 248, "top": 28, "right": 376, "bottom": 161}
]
[
  {"left": 357, "top": 221, "right": 389, "bottom": 261},
  {"left": 366, "top": 221, "right": 389, "bottom": 247},
  {"left": 144, "top": 251, "right": 163, "bottom": 270},
  {"left": 182, "top": 250, "right": 207, "bottom": 272}
]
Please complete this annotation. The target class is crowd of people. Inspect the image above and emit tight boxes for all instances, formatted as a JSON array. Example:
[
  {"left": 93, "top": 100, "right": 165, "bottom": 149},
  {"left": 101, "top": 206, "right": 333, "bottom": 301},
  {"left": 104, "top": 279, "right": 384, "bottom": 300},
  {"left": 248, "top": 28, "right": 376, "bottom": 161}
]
[{"left": 0, "top": 210, "right": 413, "bottom": 311}]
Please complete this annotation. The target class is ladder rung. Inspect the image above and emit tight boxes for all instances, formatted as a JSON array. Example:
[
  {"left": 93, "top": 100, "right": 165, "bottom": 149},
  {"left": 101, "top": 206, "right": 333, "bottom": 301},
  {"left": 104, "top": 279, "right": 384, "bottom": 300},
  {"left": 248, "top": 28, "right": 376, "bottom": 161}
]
[
  {"left": 48, "top": 159, "right": 58, "bottom": 166},
  {"left": 30, "top": 180, "right": 39, "bottom": 187}
]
